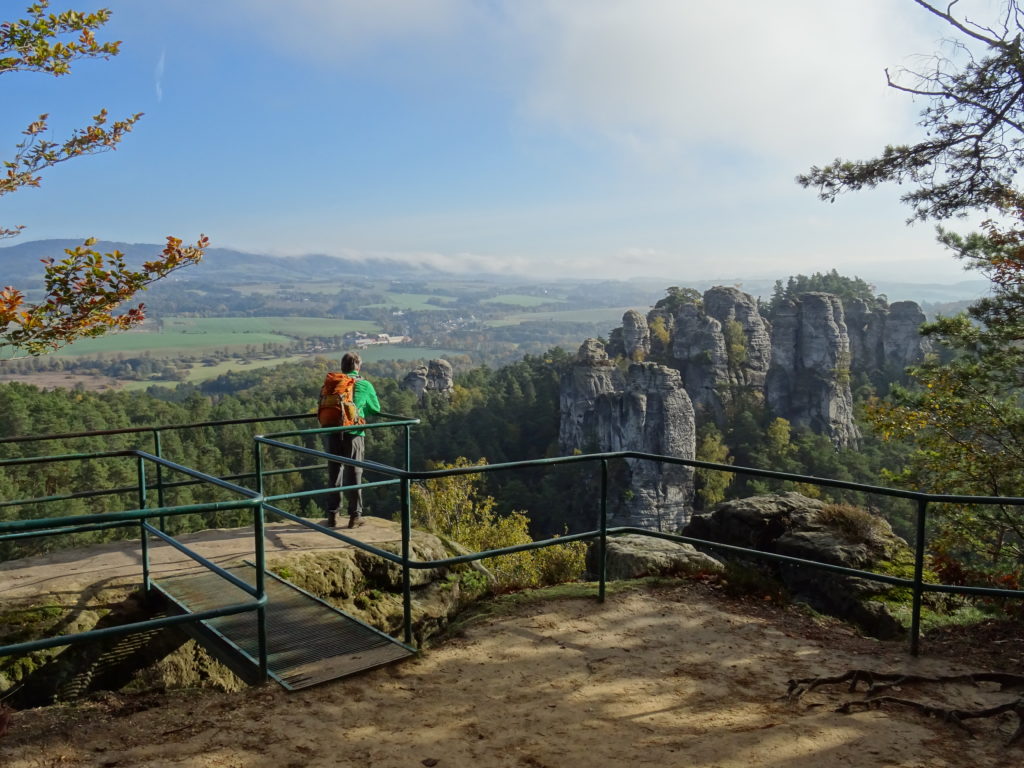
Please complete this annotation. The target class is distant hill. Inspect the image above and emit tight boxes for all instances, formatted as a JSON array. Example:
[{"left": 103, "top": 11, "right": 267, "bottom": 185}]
[
  {"left": 0, "top": 239, "right": 443, "bottom": 284},
  {"left": 1, "top": 239, "right": 991, "bottom": 305}
]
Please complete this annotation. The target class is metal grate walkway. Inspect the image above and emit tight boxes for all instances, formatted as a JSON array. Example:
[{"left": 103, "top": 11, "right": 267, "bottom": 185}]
[{"left": 153, "top": 563, "right": 415, "bottom": 690}]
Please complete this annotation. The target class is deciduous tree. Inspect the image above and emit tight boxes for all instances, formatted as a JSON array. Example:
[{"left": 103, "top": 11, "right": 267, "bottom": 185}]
[
  {"left": 1, "top": 2, "right": 205, "bottom": 359},
  {"left": 409, "top": 457, "right": 586, "bottom": 589}
]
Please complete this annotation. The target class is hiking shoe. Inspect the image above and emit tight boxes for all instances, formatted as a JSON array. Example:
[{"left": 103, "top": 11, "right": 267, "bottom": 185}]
[
  {"left": 326, "top": 510, "right": 339, "bottom": 528},
  {"left": 347, "top": 514, "right": 365, "bottom": 529}
]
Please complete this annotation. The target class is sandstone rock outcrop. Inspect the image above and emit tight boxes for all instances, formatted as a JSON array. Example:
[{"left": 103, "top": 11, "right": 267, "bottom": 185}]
[
  {"left": 844, "top": 298, "right": 931, "bottom": 384},
  {"left": 765, "top": 293, "right": 860, "bottom": 448},
  {"left": 621, "top": 309, "right": 651, "bottom": 361},
  {"left": 558, "top": 338, "right": 623, "bottom": 453},
  {"left": 669, "top": 287, "right": 772, "bottom": 425},
  {"left": 599, "top": 534, "right": 723, "bottom": 580},
  {"left": 702, "top": 286, "right": 773, "bottom": 393},
  {"left": 561, "top": 287, "right": 931, "bottom": 529},
  {"left": 560, "top": 339, "right": 696, "bottom": 530},
  {"left": 842, "top": 298, "right": 885, "bottom": 375},
  {"left": 671, "top": 302, "right": 730, "bottom": 423},
  {"left": 683, "top": 492, "right": 910, "bottom": 638},
  {"left": 400, "top": 359, "right": 455, "bottom": 401}
]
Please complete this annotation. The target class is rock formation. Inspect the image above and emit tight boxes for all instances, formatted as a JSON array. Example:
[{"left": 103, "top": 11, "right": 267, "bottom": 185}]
[
  {"left": 560, "top": 286, "right": 931, "bottom": 528},
  {"left": 400, "top": 359, "right": 455, "bottom": 401},
  {"left": 683, "top": 492, "right": 910, "bottom": 638},
  {"left": 670, "top": 287, "right": 772, "bottom": 424},
  {"left": 702, "top": 286, "right": 773, "bottom": 393},
  {"left": 621, "top": 309, "right": 651, "bottom": 361},
  {"left": 844, "top": 298, "right": 931, "bottom": 384},
  {"left": 766, "top": 292, "right": 860, "bottom": 448},
  {"left": 671, "top": 302, "right": 730, "bottom": 423},
  {"left": 560, "top": 339, "right": 696, "bottom": 530},
  {"left": 842, "top": 298, "right": 885, "bottom": 375},
  {"left": 599, "top": 534, "right": 723, "bottom": 580},
  {"left": 558, "top": 338, "right": 623, "bottom": 452}
]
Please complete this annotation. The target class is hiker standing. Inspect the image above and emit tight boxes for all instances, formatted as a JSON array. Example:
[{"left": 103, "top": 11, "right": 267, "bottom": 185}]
[{"left": 320, "top": 351, "right": 381, "bottom": 528}]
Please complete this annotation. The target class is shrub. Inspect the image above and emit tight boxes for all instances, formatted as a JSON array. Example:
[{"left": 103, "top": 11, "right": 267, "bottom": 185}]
[
  {"left": 410, "top": 457, "right": 587, "bottom": 591},
  {"left": 815, "top": 503, "right": 887, "bottom": 544}
]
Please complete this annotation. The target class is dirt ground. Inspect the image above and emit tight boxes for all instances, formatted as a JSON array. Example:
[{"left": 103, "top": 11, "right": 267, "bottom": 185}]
[{"left": 1, "top": 520, "right": 1023, "bottom": 767}]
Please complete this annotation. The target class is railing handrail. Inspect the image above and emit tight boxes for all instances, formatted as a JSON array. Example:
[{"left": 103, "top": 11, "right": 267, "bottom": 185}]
[
  {"left": 5, "top": 411, "right": 1024, "bottom": 684},
  {"left": 255, "top": 435, "right": 1024, "bottom": 508},
  {"left": 255, "top": 434, "right": 1024, "bottom": 655},
  {"left": 0, "top": 411, "right": 421, "bottom": 447},
  {"left": 0, "top": 448, "right": 271, "bottom": 680},
  {"left": 0, "top": 411, "right": 315, "bottom": 446},
  {"left": 0, "top": 414, "right": 423, "bottom": 684}
]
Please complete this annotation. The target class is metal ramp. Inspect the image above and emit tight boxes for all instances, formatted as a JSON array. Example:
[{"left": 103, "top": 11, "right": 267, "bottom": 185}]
[{"left": 152, "top": 563, "right": 415, "bottom": 690}]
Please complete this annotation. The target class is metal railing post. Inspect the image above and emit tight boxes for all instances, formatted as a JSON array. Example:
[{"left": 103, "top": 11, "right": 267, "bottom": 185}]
[
  {"left": 255, "top": 500, "right": 269, "bottom": 682},
  {"left": 910, "top": 496, "right": 928, "bottom": 656},
  {"left": 254, "top": 440, "right": 265, "bottom": 496},
  {"left": 404, "top": 424, "right": 412, "bottom": 472},
  {"left": 401, "top": 476, "right": 413, "bottom": 645},
  {"left": 599, "top": 459, "right": 608, "bottom": 603},
  {"left": 137, "top": 454, "right": 151, "bottom": 594},
  {"left": 153, "top": 429, "right": 167, "bottom": 531}
]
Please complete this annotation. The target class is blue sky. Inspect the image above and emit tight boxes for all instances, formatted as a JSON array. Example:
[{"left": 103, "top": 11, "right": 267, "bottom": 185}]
[{"left": 1, "top": 0, "right": 984, "bottom": 283}]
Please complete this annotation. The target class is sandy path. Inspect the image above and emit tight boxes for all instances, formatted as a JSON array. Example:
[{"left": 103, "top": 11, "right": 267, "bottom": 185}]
[
  {"left": 1, "top": 581, "right": 1017, "bottom": 767},
  {"left": 1, "top": 522, "right": 1020, "bottom": 766},
  {"left": 0, "top": 517, "right": 398, "bottom": 604}
]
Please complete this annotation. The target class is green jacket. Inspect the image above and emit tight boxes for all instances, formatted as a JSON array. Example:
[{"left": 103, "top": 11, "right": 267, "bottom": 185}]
[{"left": 347, "top": 373, "right": 380, "bottom": 436}]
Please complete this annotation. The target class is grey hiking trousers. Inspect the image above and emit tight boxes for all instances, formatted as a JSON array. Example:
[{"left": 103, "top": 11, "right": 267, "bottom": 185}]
[{"left": 325, "top": 432, "right": 365, "bottom": 516}]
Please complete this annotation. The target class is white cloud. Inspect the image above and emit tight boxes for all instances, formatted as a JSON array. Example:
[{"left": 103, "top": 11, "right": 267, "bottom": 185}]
[
  {"left": 196, "top": 0, "right": 943, "bottom": 165},
  {"left": 508, "top": 0, "right": 942, "bottom": 163},
  {"left": 128, "top": 0, "right": 978, "bottom": 282}
]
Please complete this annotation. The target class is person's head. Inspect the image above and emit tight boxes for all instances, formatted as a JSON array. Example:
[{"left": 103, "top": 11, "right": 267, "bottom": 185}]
[{"left": 341, "top": 351, "right": 361, "bottom": 374}]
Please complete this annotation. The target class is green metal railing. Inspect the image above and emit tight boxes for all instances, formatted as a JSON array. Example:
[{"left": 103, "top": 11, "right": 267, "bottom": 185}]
[
  {"left": 255, "top": 432, "right": 1024, "bottom": 656},
  {"left": 0, "top": 412, "right": 315, "bottom": 509},
  {"left": 3, "top": 411, "right": 1024, "bottom": 690},
  {"left": 0, "top": 412, "right": 420, "bottom": 684},
  {"left": 0, "top": 448, "right": 271, "bottom": 680}
]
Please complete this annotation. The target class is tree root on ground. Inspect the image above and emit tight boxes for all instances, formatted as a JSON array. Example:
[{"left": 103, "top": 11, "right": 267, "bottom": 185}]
[{"left": 786, "top": 670, "right": 1024, "bottom": 746}]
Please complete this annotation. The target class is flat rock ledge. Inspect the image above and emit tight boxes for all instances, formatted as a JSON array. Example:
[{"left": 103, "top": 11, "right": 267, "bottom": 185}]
[{"left": 602, "top": 534, "right": 724, "bottom": 580}]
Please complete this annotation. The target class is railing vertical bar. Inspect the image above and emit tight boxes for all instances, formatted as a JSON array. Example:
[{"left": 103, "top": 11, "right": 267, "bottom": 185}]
[
  {"left": 401, "top": 477, "right": 413, "bottom": 645},
  {"left": 255, "top": 500, "right": 269, "bottom": 682},
  {"left": 138, "top": 454, "right": 151, "bottom": 594},
  {"left": 404, "top": 424, "right": 412, "bottom": 472},
  {"left": 154, "top": 429, "right": 166, "bottom": 531},
  {"left": 910, "top": 496, "right": 928, "bottom": 656},
  {"left": 599, "top": 458, "right": 608, "bottom": 603},
  {"left": 254, "top": 439, "right": 266, "bottom": 496}
]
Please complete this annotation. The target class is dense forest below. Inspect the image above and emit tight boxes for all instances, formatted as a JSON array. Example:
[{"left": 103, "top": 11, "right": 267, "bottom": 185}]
[
  {"left": 4, "top": 272, "right": 1019, "bottom": 616},
  {"left": 0, "top": 279, "right": 916, "bottom": 562}
]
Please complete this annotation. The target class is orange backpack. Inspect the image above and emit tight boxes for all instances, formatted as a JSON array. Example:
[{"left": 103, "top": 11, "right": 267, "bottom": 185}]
[{"left": 317, "top": 372, "right": 365, "bottom": 428}]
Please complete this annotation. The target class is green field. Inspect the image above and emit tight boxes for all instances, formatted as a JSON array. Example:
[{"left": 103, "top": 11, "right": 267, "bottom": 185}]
[
  {"left": 120, "top": 354, "right": 313, "bottom": 390},
  {"left": 54, "top": 329, "right": 294, "bottom": 357},
  {"left": 485, "top": 306, "right": 639, "bottom": 328},
  {"left": 481, "top": 294, "right": 567, "bottom": 308},
  {"left": 119, "top": 346, "right": 463, "bottom": 389},
  {"left": 361, "top": 293, "right": 457, "bottom": 311},
  {"left": 55, "top": 317, "right": 381, "bottom": 358},
  {"left": 159, "top": 317, "right": 378, "bottom": 336}
]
